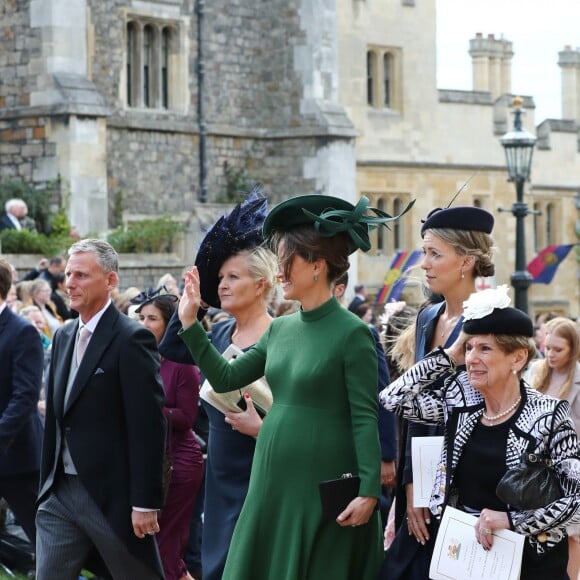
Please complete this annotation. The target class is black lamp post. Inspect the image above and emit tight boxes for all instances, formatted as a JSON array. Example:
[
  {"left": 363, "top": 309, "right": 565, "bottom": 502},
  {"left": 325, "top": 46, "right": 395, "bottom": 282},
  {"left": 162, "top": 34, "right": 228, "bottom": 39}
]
[{"left": 499, "top": 96, "right": 537, "bottom": 313}]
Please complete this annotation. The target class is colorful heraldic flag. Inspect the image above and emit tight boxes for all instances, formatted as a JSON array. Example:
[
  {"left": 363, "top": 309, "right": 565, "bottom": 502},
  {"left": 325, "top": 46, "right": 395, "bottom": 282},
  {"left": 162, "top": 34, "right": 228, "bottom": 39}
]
[
  {"left": 527, "top": 244, "right": 575, "bottom": 284},
  {"left": 376, "top": 249, "right": 423, "bottom": 304}
]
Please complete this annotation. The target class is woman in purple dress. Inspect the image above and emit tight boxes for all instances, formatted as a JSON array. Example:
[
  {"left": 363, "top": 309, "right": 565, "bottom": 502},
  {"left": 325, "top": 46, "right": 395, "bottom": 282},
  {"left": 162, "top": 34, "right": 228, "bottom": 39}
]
[{"left": 137, "top": 291, "right": 204, "bottom": 580}]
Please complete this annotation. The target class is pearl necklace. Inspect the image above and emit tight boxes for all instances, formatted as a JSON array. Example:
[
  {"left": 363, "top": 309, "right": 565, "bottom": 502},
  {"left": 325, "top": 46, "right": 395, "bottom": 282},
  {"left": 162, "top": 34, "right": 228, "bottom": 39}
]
[{"left": 482, "top": 396, "right": 522, "bottom": 425}]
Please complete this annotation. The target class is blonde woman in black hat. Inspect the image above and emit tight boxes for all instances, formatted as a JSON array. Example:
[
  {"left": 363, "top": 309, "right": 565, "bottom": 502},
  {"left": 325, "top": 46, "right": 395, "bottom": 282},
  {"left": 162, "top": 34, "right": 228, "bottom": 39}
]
[
  {"left": 380, "top": 286, "right": 580, "bottom": 580},
  {"left": 159, "top": 192, "right": 278, "bottom": 580},
  {"left": 383, "top": 205, "right": 495, "bottom": 579},
  {"left": 177, "top": 194, "right": 412, "bottom": 580}
]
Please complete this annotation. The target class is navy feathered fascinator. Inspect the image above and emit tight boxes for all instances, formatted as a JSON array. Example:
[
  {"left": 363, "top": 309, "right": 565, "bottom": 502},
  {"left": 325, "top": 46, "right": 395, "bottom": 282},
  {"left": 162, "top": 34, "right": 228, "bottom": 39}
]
[{"left": 195, "top": 186, "right": 268, "bottom": 308}]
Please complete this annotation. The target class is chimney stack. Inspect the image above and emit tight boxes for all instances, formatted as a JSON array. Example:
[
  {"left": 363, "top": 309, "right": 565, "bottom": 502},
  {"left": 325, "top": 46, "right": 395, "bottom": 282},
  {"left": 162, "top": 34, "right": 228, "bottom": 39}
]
[
  {"left": 558, "top": 45, "right": 580, "bottom": 121},
  {"left": 469, "top": 33, "right": 513, "bottom": 99}
]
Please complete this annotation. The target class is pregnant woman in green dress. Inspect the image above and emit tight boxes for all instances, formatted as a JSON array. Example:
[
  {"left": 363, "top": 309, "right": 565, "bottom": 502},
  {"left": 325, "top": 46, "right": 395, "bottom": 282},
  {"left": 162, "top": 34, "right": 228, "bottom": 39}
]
[{"left": 177, "top": 194, "right": 413, "bottom": 580}]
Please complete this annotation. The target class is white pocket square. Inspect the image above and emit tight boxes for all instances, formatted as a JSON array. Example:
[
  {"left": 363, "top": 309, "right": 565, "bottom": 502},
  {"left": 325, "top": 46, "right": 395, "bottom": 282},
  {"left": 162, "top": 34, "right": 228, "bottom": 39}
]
[{"left": 94, "top": 368, "right": 105, "bottom": 375}]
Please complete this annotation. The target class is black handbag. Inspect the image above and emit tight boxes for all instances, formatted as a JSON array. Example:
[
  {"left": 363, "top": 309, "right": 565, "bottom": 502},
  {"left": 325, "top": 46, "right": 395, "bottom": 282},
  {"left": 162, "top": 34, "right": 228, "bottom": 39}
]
[
  {"left": 496, "top": 452, "right": 562, "bottom": 510},
  {"left": 319, "top": 473, "right": 360, "bottom": 522}
]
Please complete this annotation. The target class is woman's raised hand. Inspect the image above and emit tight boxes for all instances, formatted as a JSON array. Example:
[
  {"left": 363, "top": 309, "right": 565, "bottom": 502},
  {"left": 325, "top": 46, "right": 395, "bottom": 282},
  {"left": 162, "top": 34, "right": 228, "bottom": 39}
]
[{"left": 178, "top": 267, "right": 201, "bottom": 330}]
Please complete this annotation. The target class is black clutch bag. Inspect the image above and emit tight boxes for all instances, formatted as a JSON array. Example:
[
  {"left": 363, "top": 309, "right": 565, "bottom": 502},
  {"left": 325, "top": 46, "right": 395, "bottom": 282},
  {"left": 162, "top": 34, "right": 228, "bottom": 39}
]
[
  {"left": 319, "top": 473, "right": 360, "bottom": 522},
  {"left": 236, "top": 394, "right": 267, "bottom": 419},
  {"left": 496, "top": 452, "right": 562, "bottom": 510}
]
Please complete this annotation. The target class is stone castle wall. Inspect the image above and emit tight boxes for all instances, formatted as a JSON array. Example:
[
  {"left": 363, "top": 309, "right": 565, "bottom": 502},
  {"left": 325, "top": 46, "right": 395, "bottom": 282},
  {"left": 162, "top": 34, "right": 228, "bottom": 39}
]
[
  {"left": 1, "top": 0, "right": 353, "bottom": 228},
  {"left": 0, "top": 1, "right": 56, "bottom": 187},
  {"left": 105, "top": 126, "right": 322, "bottom": 217},
  {"left": 0, "top": 114, "right": 57, "bottom": 184},
  {"left": 7, "top": 252, "right": 186, "bottom": 292},
  {"left": 0, "top": 0, "right": 39, "bottom": 110}
]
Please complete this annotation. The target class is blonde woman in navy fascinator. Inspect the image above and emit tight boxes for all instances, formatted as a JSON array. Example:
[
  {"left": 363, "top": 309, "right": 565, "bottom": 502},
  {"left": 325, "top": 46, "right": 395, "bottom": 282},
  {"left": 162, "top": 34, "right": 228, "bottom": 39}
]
[
  {"left": 158, "top": 188, "right": 278, "bottom": 580},
  {"left": 381, "top": 286, "right": 580, "bottom": 580},
  {"left": 381, "top": 202, "right": 496, "bottom": 580},
  {"left": 177, "top": 194, "right": 413, "bottom": 580}
]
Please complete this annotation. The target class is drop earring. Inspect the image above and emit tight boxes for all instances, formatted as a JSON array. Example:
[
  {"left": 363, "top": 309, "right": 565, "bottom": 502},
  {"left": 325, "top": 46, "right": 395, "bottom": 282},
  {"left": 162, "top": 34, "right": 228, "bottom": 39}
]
[
  {"left": 512, "top": 368, "right": 517, "bottom": 375},
  {"left": 314, "top": 275, "right": 318, "bottom": 283},
  {"left": 461, "top": 269, "right": 465, "bottom": 279}
]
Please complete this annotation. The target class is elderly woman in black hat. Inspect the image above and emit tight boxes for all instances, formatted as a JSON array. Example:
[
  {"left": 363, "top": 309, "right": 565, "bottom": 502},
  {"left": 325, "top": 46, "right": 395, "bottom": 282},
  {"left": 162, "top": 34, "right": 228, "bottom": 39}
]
[
  {"left": 383, "top": 204, "right": 496, "bottom": 579},
  {"left": 380, "top": 286, "right": 580, "bottom": 580},
  {"left": 159, "top": 191, "right": 278, "bottom": 580},
  {"left": 177, "top": 194, "right": 412, "bottom": 580}
]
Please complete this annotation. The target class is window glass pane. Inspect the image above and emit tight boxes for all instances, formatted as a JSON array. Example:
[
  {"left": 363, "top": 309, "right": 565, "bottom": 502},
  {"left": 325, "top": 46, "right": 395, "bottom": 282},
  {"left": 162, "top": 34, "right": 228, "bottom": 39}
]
[
  {"left": 546, "top": 203, "right": 553, "bottom": 245},
  {"left": 377, "top": 198, "right": 385, "bottom": 250},
  {"left": 143, "top": 25, "right": 153, "bottom": 107},
  {"left": 383, "top": 53, "right": 391, "bottom": 107},
  {"left": 127, "top": 22, "right": 135, "bottom": 106},
  {"left": 393, "top": 198, "right": 401, "bottom": 249},
  {"left": 367, "top": 51, "right": 375, "bottom": 106},
  {"left": 533, "top": 202, "right": 540, "bottom": 252},
  {"left": 161, "top": 28, "right": 170, "bottom": 109}
]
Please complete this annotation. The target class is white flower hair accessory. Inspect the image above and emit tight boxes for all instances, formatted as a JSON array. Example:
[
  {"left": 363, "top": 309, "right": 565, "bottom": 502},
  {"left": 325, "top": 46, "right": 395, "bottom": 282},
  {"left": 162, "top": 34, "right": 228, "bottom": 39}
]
[{"left": 462, "top": 284, "right": 511, "bottom": 321}]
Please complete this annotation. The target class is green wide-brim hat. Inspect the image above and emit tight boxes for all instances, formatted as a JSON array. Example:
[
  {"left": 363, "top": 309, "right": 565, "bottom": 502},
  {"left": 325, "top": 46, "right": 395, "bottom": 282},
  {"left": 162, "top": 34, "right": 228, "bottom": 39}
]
[{"left": 263, "top": 194, "right": 414, "bottom": 254}]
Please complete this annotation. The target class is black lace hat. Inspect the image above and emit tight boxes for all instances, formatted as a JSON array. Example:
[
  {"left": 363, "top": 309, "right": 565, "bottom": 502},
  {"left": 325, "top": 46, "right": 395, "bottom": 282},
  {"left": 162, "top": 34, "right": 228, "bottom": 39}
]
[
  {"left": 195, "top": 187, "right": 268, "bottom": 308},
  {"left": 262, "top": 194, "right": 414, "bottom": 254}
]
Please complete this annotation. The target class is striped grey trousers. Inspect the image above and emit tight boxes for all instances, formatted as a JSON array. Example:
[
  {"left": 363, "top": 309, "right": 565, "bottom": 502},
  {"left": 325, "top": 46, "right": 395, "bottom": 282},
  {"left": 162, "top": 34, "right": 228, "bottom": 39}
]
[{"left": 36, "top": 474, "right": 161, "bottom": 580}]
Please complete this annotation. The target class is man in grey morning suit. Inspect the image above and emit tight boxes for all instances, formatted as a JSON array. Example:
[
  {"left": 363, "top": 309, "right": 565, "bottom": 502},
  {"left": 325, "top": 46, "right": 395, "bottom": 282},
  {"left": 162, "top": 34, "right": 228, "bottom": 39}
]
[{"left": 36, "top": 239, "right": 167, "bottom": 580}]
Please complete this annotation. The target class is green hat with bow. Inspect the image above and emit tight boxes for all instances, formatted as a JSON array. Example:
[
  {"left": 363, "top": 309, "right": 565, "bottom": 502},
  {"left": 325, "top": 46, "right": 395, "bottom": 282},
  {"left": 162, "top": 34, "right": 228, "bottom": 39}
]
[{"left": 262, "top": 194, "right": 414, "bottom": 254}]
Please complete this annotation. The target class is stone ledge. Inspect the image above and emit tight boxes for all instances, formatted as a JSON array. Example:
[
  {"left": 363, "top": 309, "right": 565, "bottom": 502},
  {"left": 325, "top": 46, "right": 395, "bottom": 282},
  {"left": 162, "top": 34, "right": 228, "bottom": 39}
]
[{"left": 438, "top": 89, "right": 494, "bottom": 105}]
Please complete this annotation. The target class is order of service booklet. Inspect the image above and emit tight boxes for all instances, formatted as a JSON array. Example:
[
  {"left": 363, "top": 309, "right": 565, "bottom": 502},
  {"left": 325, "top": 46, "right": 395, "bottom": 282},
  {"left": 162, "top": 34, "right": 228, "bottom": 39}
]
[
  {"left": 412, "top": 436, "right": 444, "bottom": 508},
  {"left": 200, "top": 343, "right": 273, "bottom": 416},
  {"left": 429, "top": 507, "right": 525, "bottom": 580}
]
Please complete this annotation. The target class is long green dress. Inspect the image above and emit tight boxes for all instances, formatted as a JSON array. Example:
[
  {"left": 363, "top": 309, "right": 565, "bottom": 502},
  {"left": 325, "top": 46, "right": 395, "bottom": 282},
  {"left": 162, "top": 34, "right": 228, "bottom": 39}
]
[{"left": 179, "top": 297, "right": 383, "bottom": 579}]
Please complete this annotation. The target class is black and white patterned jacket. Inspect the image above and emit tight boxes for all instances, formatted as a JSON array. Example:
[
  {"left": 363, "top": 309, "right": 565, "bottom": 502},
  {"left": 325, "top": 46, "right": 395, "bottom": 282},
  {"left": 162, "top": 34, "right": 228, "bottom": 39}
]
[{"left": 379, "top": 347, "right": 580, "bottom": 555}]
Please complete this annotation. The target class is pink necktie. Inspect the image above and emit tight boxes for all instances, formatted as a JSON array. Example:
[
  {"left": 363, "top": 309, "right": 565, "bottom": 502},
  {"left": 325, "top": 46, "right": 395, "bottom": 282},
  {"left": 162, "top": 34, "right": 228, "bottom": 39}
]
[{"left": 76, "top": 326, "right": 91, "bottom": 367}]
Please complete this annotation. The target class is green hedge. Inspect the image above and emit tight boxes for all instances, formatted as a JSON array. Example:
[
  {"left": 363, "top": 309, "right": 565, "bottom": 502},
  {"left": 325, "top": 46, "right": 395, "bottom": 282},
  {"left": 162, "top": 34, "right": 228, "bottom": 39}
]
[
  {"left": 0, "top": 217, "right": 184, "bottom": 255},
  {"left": 107, "top": 217, "right": 184, "bottom": 253},
  {"left": 0, "top": 229, "right": 75, "bottom": 255}
]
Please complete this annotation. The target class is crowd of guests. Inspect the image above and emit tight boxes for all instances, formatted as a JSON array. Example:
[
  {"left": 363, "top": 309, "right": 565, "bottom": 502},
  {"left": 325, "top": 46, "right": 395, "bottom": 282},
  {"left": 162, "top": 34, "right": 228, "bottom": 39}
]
[{"left": 0, "top": 191, "right": 579, "bottom": 580}]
